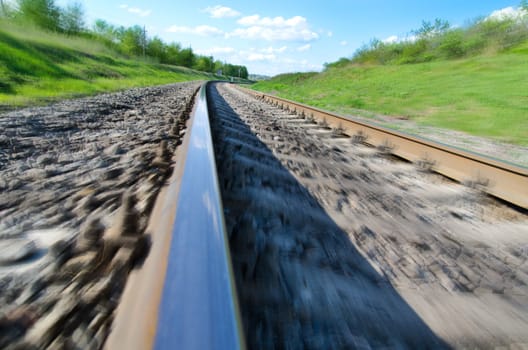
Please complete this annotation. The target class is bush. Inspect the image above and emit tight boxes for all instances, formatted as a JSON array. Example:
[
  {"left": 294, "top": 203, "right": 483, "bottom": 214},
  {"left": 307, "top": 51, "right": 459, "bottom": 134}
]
[
  {"left": 340, "top": 3, "right": 528, "bottom": 67},
  {"left": 398, "top": 39, "right": 430, "bottom": 64},
  {"left": 437, "top": 30, "right": 466, "bottom": 58}
]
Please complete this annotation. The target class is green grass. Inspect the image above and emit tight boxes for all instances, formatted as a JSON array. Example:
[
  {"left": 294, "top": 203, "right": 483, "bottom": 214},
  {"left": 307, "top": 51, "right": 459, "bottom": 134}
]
[
  {"left": 252, "top": 54, "right": 528, "bottom": 146},
  {"left": 0, "top": 20, "right": 220, "bottom": 108}
]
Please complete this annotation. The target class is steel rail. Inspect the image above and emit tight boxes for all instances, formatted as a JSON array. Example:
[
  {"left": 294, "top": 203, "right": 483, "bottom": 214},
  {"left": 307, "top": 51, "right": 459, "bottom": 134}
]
[
  {"left": 241, "top": 87, "right": 528, "bottom": 209},
  {"left": 106, "top": 82, "right": 245, "bottom": 350}
]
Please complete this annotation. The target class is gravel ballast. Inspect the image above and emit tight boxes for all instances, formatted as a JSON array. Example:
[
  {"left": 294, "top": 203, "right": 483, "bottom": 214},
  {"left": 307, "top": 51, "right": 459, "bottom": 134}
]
[
  {"left": 0, "top": 82, "right": 200, "bottom": 349},
  {"left": 210, "top": 83, "right": 528, "bottom": 349}
]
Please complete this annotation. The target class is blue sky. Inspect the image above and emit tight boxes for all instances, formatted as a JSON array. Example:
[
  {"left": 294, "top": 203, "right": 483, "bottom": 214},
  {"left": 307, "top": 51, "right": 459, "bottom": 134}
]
[{"left": 56, "top": 0, "right": 521, "bottom": 76}]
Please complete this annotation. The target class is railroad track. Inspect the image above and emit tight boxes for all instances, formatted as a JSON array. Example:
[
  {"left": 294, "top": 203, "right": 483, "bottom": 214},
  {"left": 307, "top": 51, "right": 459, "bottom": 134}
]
[
  {"left": 106, "top": 83, "right": 244, "bottom": 350},
  {"left": 1, "top": 79, "right": 522, "bottom": 348},
  {"left": 106, "top": 81, "right": 527, "bottom": 349},
  {"left": 241, "top": 87, "right": 528, "bottom": 210}
]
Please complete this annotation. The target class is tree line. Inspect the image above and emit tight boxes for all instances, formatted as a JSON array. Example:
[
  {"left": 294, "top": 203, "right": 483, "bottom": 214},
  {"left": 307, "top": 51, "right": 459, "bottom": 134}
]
[
  {"left": 0, "top": 0, "right": 249, "bottom": 78},
  {"left": 325, "top": 1, "right": 528, "bottom": 68}
]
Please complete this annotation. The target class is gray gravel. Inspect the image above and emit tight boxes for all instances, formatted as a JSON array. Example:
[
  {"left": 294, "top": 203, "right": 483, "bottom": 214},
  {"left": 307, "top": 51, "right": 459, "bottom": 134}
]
[
  {"left": 0, "top": 82, "right": 200, "bottom": 348},
  {"left": 210, "top": 83, "right": 528, "bottom": 349}
]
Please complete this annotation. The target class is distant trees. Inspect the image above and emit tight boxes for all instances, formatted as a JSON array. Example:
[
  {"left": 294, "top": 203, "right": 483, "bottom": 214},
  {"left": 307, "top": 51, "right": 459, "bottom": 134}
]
[
  {"left": 89, "top": 19, "right": 248, "bottom": 77},
  {"left": 0, "top": 0, "right": 11, "bottom": 16},
  {"left": 120, "top": 25, "right": 145, "bottom": 56},
  {"left": 92, "top": 19, "right": 119, "bottom": 46},
  {"left": 177, "top": 48, "right": 195, "bottom": 67},
  {"left": 2, "top": 0, "right": 248, "bottom": 77},
  {"left": 147, "top": 37, "right": 166, "bottom": 62},
  {"left": 11, "top": 0, "right": 85, "bottom": 34},
  {"left": 412, "top": 18, "right": 450, "bottom": 39},
  {"left": 222, "top": 64, "right": 248, "bottom": 78},
  {"left": 165, "top": 43, "right": 182, "bottom": 65},
  {"left": 194, "top": 55, "right": 214, "bottom": 73},
  {"left": 60, "top": 2, "right": 84, "bottom": 35},
  {"left": 17, "top": 0, "right": 60, "bottom": 31}
]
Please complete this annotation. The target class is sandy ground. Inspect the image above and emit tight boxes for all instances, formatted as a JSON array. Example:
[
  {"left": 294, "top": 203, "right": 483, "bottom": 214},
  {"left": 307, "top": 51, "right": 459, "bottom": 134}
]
[{"left": 210, "top": 82, "right": 528, "bottom": 349}]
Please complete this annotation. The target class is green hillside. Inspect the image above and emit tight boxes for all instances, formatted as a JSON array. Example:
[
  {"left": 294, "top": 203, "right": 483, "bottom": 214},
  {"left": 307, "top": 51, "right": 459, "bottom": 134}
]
[
  {"left": 252, "top": 14, "right": 528, "bottom": 146},
  {"left": 252, "top": 53, "right": 528, "bottom": 145},
  {"left": 0, "top": 20, "right": 220, "bottom": 108}
]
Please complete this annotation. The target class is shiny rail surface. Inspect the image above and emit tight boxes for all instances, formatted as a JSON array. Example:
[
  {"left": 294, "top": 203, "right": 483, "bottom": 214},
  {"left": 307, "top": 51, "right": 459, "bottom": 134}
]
[
  {"left": 242, "top": 87, "right": 528, "bottom": 209},
  {"left": 106, "top": 82, "right": 245, "bottom": 350}
]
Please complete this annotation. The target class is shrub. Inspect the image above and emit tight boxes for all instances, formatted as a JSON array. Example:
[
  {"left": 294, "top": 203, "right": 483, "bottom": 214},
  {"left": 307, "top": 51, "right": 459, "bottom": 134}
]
[
  {"left": 341, "top": 3, "right": 528, "bottom": 67},
  {"left": 438, "top": 29, "right": 466, "bottom": 58}
]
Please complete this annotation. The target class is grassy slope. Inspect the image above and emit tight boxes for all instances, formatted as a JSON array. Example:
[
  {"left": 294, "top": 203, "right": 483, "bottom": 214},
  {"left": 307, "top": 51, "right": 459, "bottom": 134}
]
[
  {"left": 0, "top": 20, "right": 219, "bottom": 108},
  {"left": 252, "top": 49, "right": 528, "bottom": 146}
]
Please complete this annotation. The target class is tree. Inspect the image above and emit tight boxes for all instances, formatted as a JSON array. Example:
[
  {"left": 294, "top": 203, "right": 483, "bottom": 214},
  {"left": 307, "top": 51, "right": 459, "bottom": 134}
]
[
  {"left": 0, "top": 0, "right": 7, "bottom": 16},
  {"left": 193, "top": 55, "right": 214, "bottom": 72},
  {"left": 220, "top": 63, "right": 248, "bottom": 78},
  {"left": 93, "top": 19, "right": 113, "bottom": 39},
  {"left": 119, "top": 25, "right": 143, "bottom": 56},
  {"left": 213, "top": 60, "right": 224, "bottom": 74},
  {"left": 438, "top": 29, "right": 465, "bottom": 58},
  {"left": 60, "top": 2, "right": 84, "bottom": 34},
  {"left": 147, "top": 36, "right": 166, "bottom": 62},
  {"left": 0, "top": 0, "right": 15, "bottom": 18},
  {"left": 91, "top": 19, "right": 121, "bottom": 51},
  {"left": 165, "top": 43, "right": 181, "bottom": 65},
  {"left": 177, "top": 47, "right": 195, "bottom": 67},
  {"left": 239, "top": 66, "right": 248, "bottom": 79},
  {"left": 17, "top": 0, "right": 60, "bottom": 31},
  {"left": 413, "top": 18, "right": 450, "bottom": 38}
]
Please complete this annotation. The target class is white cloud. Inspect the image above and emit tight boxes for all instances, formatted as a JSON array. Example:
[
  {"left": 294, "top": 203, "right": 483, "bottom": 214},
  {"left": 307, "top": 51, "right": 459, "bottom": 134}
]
[
  {"left": 383, "top": 35, "right": 399, "bottom": 44},
  {"left": 327, "top": 31, "right": 333, "bottom": 37},
  {"left": 260, "top": 46, "right": 288, "bottom": 54},
  {"left": 237, "top": 15, "right": 306, "bottom": 27},
  {"left": 236, "top": 15, "right": 258, "bottom": 26},
  {"left": 229, "top": 15, "right": 319, "bottom": 42},
  {"left": 380, "top": 34, "right": 417, "bottom": 44},
  {"left": 128, "top": 7, "right": 151, "bottom": 17},
  {"left": 166, "top": 25, "right": 224, "bottom": 36},
  {"left": 195, "top": 47, "right": 236, "bottom": 55},
  {"left": 119, "top": 4, "right": 151, "bottom": 17},
  {"left": 340, "top": 40, "right": 348, "bottom": 46},
  {"left": 487, "top": 6, "right": 527, "bottom": 21},
  {"left": 297, "top": 44, "right": 311, "bottom": 52},
  {"left": 246, "top": 53, "right": 277, "bottom": 62},
  {"left": 204, "top": 5, "right": 240, "bottom": 18},
  {"left": 228, "top": 26, "right": 318, "bottom": 42}
]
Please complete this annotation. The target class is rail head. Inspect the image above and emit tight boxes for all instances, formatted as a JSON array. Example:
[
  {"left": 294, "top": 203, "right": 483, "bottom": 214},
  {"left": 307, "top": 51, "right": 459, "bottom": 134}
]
[
  {"left": 106, "top": 82, "right": 245, "bottom": 350},
  {"left": 154, "top": 82, "right": 245, "bottom": 350}
]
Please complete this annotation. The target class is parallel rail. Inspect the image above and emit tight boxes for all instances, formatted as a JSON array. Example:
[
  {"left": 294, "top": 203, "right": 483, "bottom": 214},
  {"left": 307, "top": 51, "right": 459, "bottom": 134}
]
[
  {"left": 106, "top": 82, "right": 245, "bottom": 350},
  {"left": 241, "top": 88, "right": 528, "bottom": 209}
]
